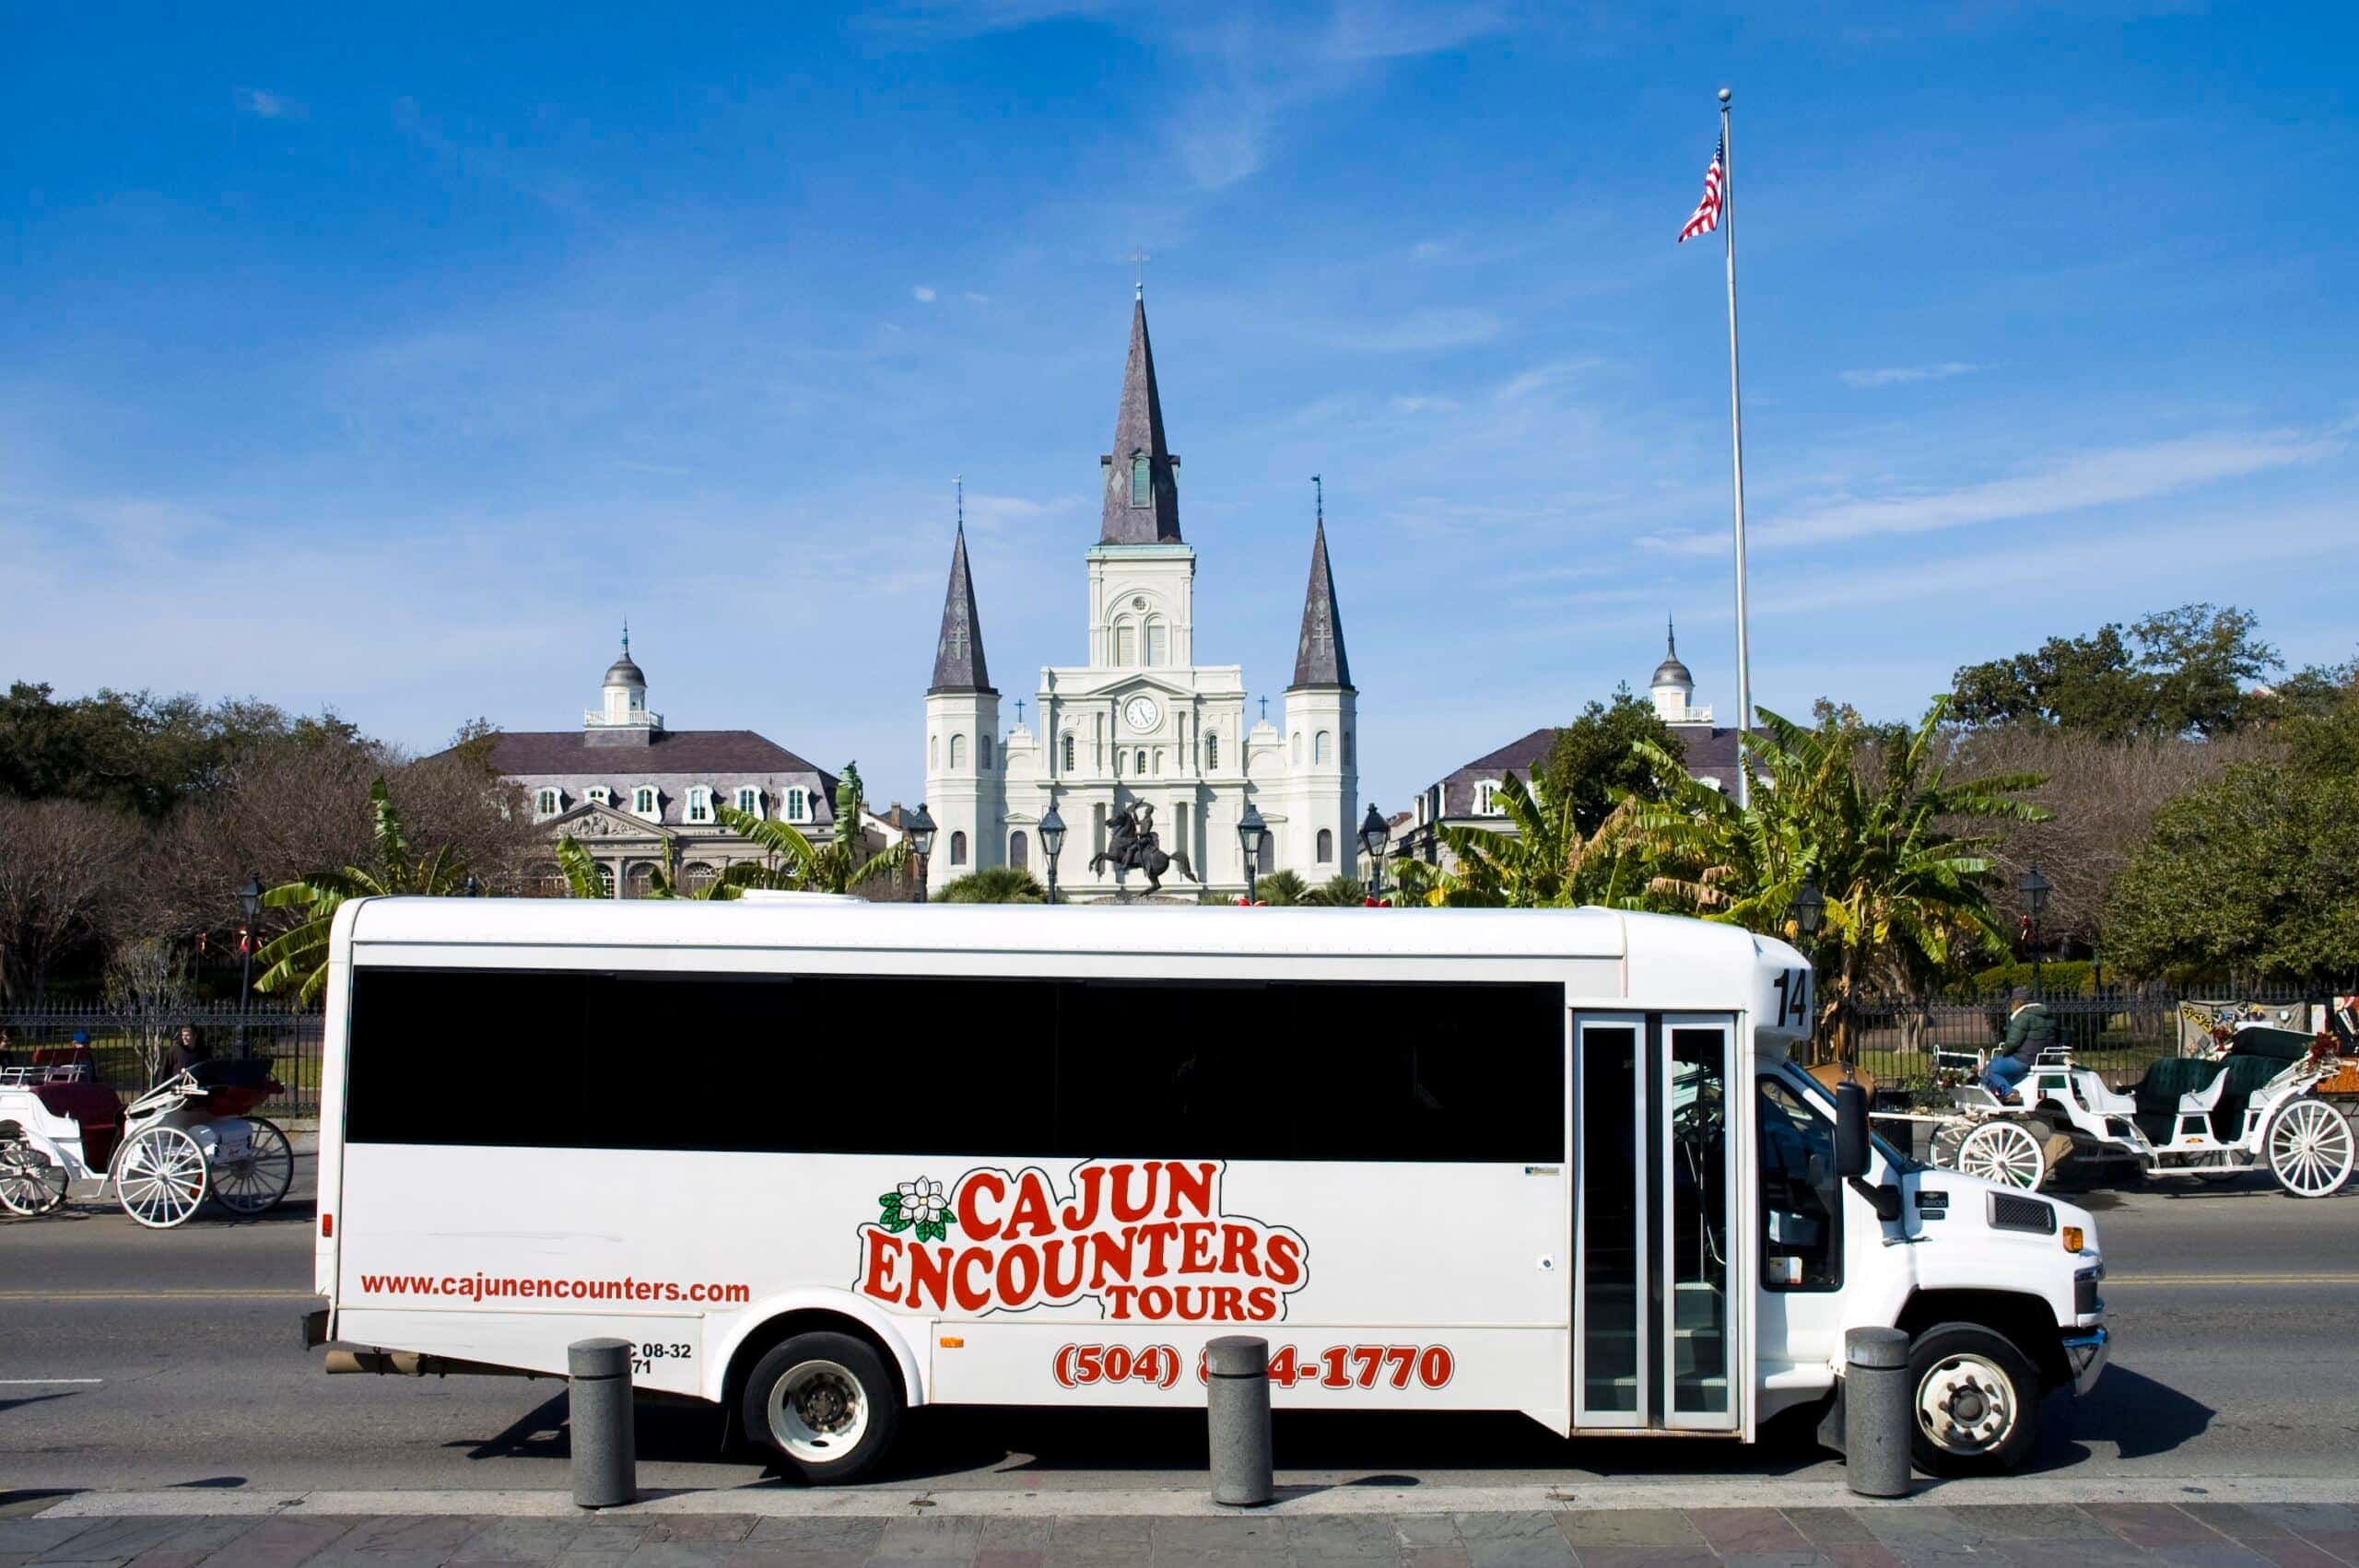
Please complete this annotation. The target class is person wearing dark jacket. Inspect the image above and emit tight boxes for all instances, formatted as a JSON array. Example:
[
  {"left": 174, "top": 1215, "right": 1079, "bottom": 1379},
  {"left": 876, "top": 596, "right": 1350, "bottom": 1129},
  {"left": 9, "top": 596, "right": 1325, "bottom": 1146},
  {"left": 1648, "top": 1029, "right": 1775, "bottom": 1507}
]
[{"left": 1983, "top": 986, "right": 2056, "bottom": 1099}]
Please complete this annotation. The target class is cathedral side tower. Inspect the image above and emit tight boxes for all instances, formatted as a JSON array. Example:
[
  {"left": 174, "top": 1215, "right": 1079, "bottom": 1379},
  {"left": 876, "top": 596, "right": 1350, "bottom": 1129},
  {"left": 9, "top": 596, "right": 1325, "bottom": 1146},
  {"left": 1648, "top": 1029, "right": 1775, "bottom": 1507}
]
[
  {"left": 1279, "top": 497, "right": 1359, "bottom": 883},
  {"left": 922, "top": 520, "right": 1002, "bottom": 893}
]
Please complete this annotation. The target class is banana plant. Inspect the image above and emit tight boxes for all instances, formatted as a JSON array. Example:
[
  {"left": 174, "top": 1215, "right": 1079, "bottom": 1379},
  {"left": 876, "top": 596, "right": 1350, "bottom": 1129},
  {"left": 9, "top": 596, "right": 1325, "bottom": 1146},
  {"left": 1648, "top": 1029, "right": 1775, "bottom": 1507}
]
[{"left": 254, "top": 778, "right": 474, "bottom": 1004}]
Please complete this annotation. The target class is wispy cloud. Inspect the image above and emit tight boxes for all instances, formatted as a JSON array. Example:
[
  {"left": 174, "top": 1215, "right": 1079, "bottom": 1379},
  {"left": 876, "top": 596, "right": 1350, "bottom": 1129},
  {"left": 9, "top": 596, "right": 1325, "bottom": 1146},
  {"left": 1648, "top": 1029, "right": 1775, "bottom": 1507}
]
[
  {"left": 1838, "top": 361, "right": 1984, "bottom": 388},
  {"left": 1330, "top": 307, "right": 1501, "bottom": 353},
  {"left": 1638, "top": 427, "right": 2339, "bottom": 556},
  {"left": 912, "top": 285, "right": 938, "bottom": 303},
  {"left": 238, "top": 88, "right": 302, "bottom": 120}
]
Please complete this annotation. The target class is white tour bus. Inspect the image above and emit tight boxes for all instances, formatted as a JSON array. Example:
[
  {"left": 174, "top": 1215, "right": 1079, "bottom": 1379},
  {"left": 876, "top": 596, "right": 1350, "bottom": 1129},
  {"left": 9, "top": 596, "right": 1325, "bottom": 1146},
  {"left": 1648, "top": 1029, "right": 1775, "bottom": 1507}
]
[{"left": 307, "top": 893, "right": 2107, "bottom": 1481}]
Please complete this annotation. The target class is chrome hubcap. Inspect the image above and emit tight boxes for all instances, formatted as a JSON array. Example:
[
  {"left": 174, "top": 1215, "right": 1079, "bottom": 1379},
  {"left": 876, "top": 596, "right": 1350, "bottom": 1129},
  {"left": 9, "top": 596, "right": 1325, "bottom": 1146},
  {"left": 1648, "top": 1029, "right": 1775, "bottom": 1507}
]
[{"left": 1918, "top": 1354, "right": 2015, "bottom": 1453}]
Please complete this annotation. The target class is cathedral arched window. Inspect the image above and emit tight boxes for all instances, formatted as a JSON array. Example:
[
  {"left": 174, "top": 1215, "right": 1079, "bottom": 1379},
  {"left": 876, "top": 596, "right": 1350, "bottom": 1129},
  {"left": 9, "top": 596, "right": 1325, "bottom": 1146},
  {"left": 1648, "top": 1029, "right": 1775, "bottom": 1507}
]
[
  {"left": 1131, "top": 452, "right": 1151, "bottom": 507},
  {"left": 949, "top": 830, "right": 968, "bottom": 866},
  {"left": 1136, "top": 749, "right": 1148, "bottom": 776},
  {"left": 949, "top": 733, "right": 967, "bottom": 769},
  {"left": 1062, "top": 733, "right": 1076, "bottom": 772},
  {"left": 1113, "top": 620, "right": 1136, "bottom": 666},
  {"left": 1315, "top": 731, "right": 1331, "bottom": 765},
  {"left": 1114, "top": 749, "right": 1125, "bottom": 777},
  {"left": 1317, "top": 828, "right": 1333, "bottom": 863},
  {"left": 1290, "top": 731, "right": 1303, "bottom": 765},
  {"left": 1144, "top": 618, "right": 1168, "bottom": 665},
  {"left": 1206, "top": 732, "right": 1220, "bottom": 770},
  {"left": 980, "top": 733, "right": 993, "bottom": 770},
  {"left": 929, "top": 734, "right": 938, "bottom": 768},
  {"left": 1009, "top": 830, "right": 1028, "bottom": 870}
]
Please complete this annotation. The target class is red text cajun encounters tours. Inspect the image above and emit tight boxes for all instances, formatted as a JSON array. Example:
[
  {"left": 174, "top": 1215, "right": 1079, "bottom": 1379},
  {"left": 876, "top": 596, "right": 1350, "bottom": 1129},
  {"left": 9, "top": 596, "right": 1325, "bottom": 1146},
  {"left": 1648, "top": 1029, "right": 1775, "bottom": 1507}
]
[{"left": 855, "top": 1159, "right": 1310, "bottom": 1322}]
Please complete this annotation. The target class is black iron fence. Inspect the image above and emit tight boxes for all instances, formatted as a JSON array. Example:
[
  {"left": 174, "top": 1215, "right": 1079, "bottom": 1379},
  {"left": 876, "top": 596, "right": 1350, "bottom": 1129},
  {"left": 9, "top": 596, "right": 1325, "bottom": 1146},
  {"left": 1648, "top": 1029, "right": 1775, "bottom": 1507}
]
[
  {"left": 0, "top": 1002, "right": 323, "bottom": 1119},
  {"left": 1842, "top": 983, "right": 2335, "bottom": 1097}
]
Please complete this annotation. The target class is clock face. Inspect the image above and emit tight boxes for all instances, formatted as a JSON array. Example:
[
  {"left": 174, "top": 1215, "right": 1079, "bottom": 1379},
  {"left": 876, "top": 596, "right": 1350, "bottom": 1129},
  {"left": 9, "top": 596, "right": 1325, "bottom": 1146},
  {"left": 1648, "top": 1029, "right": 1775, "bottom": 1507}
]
[{"left": 1122, "top": 695, "right": 1160, "bottom": 732}]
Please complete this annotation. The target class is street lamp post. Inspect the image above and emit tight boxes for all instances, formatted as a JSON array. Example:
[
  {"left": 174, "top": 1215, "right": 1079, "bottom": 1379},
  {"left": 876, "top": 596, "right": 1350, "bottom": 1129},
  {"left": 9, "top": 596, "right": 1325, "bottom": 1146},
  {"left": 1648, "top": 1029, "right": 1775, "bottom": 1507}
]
[
  {"left": 1039, "top": 805, "right": 1067, "bottom": 906},
  {"left": 1785, "top": 878, "right": 1825, "bottom": 1065},
  {"left": 236, "top": 872, "right": 264, "bottom": 1059},
  {"left": 2018, "top": 865, "right": 2052, "bottom": 1000},
  {"left": 1785, "top": 878, "right": 1825, "bottom": 953},
  {"left": 1357, "top": 802, "right": 1390, "bottom": 905},
  {"left": 1236, "top": 802, "right": 1267, "bottom": 906},
  {"left": 907, "top": 803, "right": 938, "bottom": 904}
]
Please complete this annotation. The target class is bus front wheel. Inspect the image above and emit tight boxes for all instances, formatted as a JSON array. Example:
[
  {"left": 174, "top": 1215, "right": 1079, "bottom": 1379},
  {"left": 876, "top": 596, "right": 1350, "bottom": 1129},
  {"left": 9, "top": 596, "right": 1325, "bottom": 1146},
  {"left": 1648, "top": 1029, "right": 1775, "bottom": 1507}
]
[
  {"left": 741, "top": 1331, "right": 903, "bottom": 1484},
  {"left": 1907, "top": 1323, "right": 2043, "bottom": 1477}
]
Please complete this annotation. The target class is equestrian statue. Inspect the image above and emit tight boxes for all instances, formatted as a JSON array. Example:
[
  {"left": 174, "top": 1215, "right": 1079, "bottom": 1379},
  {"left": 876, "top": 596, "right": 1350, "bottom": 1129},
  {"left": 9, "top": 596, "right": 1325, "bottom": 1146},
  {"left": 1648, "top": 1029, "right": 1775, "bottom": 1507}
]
[{"left": 1088, "top": 802, "right": 1197, "bottom": 895}]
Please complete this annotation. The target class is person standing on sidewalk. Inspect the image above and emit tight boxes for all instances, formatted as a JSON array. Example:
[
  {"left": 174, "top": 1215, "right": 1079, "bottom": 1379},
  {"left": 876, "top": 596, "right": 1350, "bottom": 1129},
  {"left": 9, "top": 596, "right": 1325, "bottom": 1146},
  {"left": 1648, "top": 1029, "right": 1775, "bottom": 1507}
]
[{"left": 1983, "top": 986, "right": 2055, "bottom": 1100}]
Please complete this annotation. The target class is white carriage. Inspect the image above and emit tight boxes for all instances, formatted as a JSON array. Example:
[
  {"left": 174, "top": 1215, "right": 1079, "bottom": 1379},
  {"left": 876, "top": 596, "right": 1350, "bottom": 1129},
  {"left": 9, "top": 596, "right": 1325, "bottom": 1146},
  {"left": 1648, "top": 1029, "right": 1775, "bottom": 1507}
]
[
  {"left": 1911, "top": 1019, "right": 2355, "bottom": 1197},
  {"left": 0, "top": 1058, "right": 295, "bottom": 1227}
]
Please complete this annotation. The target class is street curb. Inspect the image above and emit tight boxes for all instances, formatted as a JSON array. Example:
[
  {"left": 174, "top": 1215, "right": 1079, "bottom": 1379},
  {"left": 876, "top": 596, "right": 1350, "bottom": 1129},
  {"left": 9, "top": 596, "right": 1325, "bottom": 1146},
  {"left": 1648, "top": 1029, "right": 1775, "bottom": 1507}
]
[{"left": 37, "top": 1475, "right": 2359, "bottom": 1522}]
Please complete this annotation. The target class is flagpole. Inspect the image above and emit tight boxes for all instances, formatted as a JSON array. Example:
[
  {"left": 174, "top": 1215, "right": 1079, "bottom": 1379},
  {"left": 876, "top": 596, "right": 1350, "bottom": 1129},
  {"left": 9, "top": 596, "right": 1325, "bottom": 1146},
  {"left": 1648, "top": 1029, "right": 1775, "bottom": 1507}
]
[{"left": 1718, "top": 86, "right": 1755, "bottom": 811}]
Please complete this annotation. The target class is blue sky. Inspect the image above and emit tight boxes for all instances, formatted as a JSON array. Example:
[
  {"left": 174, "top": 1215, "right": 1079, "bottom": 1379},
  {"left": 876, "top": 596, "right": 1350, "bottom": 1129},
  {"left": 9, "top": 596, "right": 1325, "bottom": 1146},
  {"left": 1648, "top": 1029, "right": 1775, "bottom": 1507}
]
[{"left": 5, "top": 2, "right": 2354, "bottom": 812}]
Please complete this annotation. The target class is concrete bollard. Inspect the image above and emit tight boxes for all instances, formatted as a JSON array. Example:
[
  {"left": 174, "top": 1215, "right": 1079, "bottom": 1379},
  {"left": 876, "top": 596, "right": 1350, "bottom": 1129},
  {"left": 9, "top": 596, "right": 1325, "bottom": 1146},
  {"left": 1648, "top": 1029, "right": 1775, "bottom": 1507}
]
[
  {"left": 569, "top": 1338, "right": 638, "bottom": 1509},
  {"left": 1844, "top": 1327, "right": 1913, "bottom": 1498},
  {"left": 1204, "top": 1334, "right": 1273, "bottom": 1507}
]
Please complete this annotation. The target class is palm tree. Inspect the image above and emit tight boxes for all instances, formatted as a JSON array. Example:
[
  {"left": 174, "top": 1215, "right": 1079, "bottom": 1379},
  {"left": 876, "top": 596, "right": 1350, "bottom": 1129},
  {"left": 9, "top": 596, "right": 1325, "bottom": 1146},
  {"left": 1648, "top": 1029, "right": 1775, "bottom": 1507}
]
[
  {"left": 1429, "top": 773, "right": 1649, "bottom": 910},
  {"left": 1634, "top": 699, "right": 2048, "bottom": 1059},
  {"left": 1303, "top": 875, "right": 1370, "bottom": 907},
  {"left": 716, "top": 762, "right": 909, "bottom": 896},
  {"left": 254, "top": 778, "right": 475, "bottom": 1004},
  {"left": 1254, "top": 869, "right": 1310, "bottom": 907},
  {"left": 939, "top": 866, "right": 1046, "bottom": 903}
]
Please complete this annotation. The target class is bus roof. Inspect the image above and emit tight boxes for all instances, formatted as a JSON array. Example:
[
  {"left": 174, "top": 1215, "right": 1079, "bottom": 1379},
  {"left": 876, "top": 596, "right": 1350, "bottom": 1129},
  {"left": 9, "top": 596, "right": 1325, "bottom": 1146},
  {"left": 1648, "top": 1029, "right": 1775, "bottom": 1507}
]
[{"left": 342, "top": 895, "right": 1774, "bottom": 970}]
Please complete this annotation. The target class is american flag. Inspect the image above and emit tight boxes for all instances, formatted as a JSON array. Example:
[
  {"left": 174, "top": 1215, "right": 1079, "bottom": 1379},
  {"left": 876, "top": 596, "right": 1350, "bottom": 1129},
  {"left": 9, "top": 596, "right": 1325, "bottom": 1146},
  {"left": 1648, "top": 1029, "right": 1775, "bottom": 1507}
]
[{"left": 1678, "top": 134, "right": 1724, "bottom": 244}]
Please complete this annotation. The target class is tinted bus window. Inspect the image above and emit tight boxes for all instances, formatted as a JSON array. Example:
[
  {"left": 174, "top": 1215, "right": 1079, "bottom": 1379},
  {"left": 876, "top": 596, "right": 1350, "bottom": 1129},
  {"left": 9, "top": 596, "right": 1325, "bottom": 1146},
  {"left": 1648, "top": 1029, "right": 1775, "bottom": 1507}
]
[{"left": 346, "top": 967, "right": 1563, "bottom": 1163}]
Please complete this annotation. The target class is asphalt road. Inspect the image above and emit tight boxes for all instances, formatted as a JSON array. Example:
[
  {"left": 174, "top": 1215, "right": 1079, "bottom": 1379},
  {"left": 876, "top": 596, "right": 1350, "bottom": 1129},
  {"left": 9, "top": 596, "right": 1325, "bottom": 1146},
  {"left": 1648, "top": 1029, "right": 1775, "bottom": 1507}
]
[{"left": 4, "top": 1161, "right": 2356, "bottom": 1498}]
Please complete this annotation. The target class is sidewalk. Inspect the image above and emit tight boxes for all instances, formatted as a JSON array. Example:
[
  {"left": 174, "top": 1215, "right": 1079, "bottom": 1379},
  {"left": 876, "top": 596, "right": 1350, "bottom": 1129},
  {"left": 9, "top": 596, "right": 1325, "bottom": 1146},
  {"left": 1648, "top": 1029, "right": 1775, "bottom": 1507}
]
[{"left": 9, "top": 1486, "right": 2358, "bottom": 1566}]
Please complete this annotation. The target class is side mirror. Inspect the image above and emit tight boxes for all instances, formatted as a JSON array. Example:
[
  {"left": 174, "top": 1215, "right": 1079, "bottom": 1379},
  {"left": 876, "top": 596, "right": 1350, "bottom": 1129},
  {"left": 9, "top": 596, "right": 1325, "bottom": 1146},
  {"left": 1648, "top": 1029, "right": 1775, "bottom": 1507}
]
[{"left": 1834, "top": 1081, "right": 1872, "bottom": 1179}]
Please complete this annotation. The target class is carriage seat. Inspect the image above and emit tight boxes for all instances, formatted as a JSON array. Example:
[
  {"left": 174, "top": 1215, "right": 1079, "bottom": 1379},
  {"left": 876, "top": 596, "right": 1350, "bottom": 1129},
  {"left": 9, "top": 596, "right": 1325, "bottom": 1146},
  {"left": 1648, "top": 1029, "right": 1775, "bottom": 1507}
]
[
  {"left": 2130, "top": 1055, "right": 2230, "bottom": 1145},
  {"left": 2206, "top": 1028, "right": 2312, "bottom": 1142}
]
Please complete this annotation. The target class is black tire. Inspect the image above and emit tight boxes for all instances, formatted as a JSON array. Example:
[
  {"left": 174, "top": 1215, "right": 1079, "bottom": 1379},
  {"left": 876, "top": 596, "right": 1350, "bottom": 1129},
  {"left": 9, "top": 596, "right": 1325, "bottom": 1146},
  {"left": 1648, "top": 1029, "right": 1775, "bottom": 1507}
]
[
  {"left": 738, "top": 1331, "right": 902, "bottom": 1484},
  {"left": 1907, "top": 1322, "right": 2044, "bottom": 1477}
]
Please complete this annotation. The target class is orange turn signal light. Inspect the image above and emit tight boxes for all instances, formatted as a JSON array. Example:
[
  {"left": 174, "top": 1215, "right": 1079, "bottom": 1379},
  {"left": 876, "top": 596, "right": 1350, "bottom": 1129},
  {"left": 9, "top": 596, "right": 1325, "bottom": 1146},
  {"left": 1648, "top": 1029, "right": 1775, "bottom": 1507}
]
[
  {"left": 939, "top": 1336, "right": 965, "bottom": 1349},
  {"left": 2060, "top": 1225, "right": 2083, "bottom": 1253}
]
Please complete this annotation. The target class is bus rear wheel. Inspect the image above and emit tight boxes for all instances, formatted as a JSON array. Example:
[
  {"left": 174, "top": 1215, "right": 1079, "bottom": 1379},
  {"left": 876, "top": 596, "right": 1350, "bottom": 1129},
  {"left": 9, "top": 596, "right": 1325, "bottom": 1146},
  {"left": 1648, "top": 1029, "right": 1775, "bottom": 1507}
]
[
  {"left": 1908, "top": 1323, "right": 2042, "bottom": 1477},
  {"left": 741, "top": 1331, "right": 902, "bottom": 1484}
]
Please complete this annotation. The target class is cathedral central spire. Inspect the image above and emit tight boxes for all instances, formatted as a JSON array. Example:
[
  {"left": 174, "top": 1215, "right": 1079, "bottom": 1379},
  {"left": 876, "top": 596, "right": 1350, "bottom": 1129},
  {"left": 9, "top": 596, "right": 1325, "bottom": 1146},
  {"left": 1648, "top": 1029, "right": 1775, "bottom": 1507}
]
[{"left": 1099, "top": 294, "right": 1182, "bottom": 545}]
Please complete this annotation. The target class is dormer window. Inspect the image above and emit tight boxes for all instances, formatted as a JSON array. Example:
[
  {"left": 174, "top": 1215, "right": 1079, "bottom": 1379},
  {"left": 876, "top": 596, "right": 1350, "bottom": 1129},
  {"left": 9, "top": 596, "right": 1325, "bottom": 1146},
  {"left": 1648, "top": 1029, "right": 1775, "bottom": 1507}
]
[
  {"left": 534, "top": 788, "right": 561, "bottom": 818},
  {"left": 686, "top": 786, "right": 713, "bottom": 825},
  {"left": 1130, "top": 452, "right": 1150, "bottom": 507},
  {"left": 784, "top": 787, "right": 808, "bottom": 822},
  {"left": 586, "top": 786, "right": 611, "bottom": 808},
  {"left": 633, "top": 786, "right": 659, "bottom": 819},
  {"left": 734, "top": 786, "right": 761, "bottom": 817}
]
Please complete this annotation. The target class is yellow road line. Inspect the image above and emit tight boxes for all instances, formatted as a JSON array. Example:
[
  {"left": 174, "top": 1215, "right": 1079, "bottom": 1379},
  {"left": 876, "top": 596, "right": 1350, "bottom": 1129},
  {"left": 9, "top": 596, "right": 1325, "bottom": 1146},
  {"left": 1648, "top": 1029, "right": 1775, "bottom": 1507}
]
[{"left": 0, "top": 1288, "right": 316, "bottom": 1302}]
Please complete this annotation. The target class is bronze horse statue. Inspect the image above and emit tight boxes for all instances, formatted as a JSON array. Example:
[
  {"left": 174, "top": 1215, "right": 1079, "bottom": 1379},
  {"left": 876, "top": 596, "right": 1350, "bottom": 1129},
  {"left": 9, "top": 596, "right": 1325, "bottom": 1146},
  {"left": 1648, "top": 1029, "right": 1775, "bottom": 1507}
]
[{"left": 1088, "top": 802, "right": 1196, "bottom": 895}]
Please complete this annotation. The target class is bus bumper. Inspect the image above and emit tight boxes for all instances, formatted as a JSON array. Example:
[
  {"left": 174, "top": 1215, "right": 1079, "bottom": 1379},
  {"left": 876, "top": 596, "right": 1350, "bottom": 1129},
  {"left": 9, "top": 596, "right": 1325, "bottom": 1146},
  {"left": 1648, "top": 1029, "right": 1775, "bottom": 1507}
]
[
  {"left": 2062, "top": 1327, "right": 2108, "bottom": 1396},
  {"left": 301, "top": 1307, "right": 330, "bottom": 1350}
]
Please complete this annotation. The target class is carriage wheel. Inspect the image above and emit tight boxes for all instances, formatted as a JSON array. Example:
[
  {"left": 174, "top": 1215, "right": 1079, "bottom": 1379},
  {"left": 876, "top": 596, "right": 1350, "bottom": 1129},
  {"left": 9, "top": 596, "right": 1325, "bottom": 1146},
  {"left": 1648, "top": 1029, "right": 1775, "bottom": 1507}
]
[
  {"left": 0, "top": 1139, "right": 69, "bottom": 1217},
  {"left": 210, "top": 1118, "right": 294, "bottom": 1215},
  {"left": 1954, "top": 1121, "right": 2047, "bottom": 1190},
  {"left": 116, "top": 1126, "right": 208, "bottom": 1228},
  {"left": 2265, "top": 1099, "right": 2355, "bottom": 1199}
]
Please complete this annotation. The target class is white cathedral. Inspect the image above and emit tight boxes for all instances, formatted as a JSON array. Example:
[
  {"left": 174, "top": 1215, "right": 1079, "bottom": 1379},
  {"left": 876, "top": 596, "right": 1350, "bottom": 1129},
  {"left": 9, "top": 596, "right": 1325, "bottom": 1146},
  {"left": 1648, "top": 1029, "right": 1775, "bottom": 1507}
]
[{"left": 921, "top": 292, "right": 1361, "bottom": 901}]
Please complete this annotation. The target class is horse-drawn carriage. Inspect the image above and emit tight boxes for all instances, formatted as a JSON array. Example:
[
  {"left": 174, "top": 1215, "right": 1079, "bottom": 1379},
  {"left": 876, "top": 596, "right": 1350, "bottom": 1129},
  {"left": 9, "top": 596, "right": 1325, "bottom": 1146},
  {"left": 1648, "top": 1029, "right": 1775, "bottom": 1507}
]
[
  {"left": 0, "top": 1057, "right": 295, "bottom": 1226},
  {"left": 1904, "top": 1001, "right": 2358, "bottom": 1196}
]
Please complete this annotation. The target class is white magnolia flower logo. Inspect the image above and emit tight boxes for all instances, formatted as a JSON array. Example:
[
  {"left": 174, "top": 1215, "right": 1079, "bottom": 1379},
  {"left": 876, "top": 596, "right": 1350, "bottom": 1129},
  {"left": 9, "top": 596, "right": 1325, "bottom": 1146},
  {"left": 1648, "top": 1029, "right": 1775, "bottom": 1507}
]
[{"left": 878, "top": 1176, "right": 954, "bottom": 1242}]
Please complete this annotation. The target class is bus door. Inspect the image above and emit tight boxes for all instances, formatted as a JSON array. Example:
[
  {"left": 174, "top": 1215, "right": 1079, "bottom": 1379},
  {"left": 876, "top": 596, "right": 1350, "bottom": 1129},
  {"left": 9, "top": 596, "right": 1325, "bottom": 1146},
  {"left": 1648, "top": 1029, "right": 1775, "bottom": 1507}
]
[{"left": 1572, "top": 1012, "right": 1743, "bottom": 1433}]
